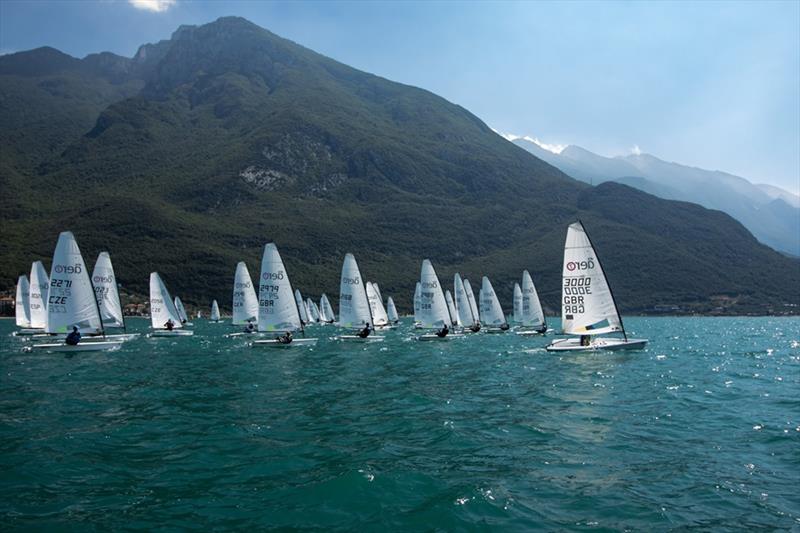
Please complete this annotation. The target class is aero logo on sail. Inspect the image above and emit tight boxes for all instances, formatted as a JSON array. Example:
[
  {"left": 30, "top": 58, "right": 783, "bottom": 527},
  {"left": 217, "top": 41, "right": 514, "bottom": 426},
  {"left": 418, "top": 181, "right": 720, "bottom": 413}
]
[{"left": 566, "top": 258, "right": 595, "bottom": 272}]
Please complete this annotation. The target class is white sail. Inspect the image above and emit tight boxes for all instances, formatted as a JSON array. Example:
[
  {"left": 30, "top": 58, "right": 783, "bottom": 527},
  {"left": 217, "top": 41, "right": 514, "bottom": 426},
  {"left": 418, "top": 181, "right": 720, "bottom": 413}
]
[
  {"left": 479, "top": 276, "right": 506, "bottom": 327},
  {"left": 338, "top": 253, "right": 372, "bottom": 328},
  {"left": 150, "top": 272, "right": 183, "bottom": 329},
  {"left": 174, "top": 297, "right": 189, "bottom": 324},
  {"left": 46, "top": 232, "right": 103, "bottom": 334},
  {"left": 210, "top": 300, "right": 221, "bottom": 321},
  {"left": 320, "top": 293, "right": 335, "bottom": 323},
  {"left": 232, "top": 262, "right": 259, "bottom": 325},
  {"left": 28, "top": 261, "right": 49, "bottom": 329},
  {"left": 307, "top": 298, "right": 321, "bottom": 322},
  {"left": 463, "top": 279, "right": 480, "bottom": 322},
  {"left": 561, "top": 221, "right": 623, "bottom": 336},
  {"left": 521, "top": 270, "right": 546, "bottom": 329},
  {"left": 294, "top": 289, "right": 309, "bottom": 324},
  {"left": 413, "top": 281, "right": 422, "bottom": 323},
  {"left": 257, "top": 243, "right": 303, "bottom": 332},
  {"left": 445, "top": 290, "right": 459, "bottom": 327},
  {"left": 453, "top": 274, "right": 475, "bottom": 327},
  {"left": 92, "top": 252, "right": 124, "bottom": 329},
  {"left": 373, "top": 283, "right": 383, "bottom": 303},
  {"left": 418, "top": 259, "right": 450, "bottom": 329},
  {"left": 512, "top": 283, "right": 523, "bottom": 324},
  {"left": 15, "top": 275, "right": 31, "bottom": 328},
  {"left": 366, "top": 282, "right": 389, "bottom": 326},
  {"left": 386, "top": 297, "right": 399, "bottom": 322}
]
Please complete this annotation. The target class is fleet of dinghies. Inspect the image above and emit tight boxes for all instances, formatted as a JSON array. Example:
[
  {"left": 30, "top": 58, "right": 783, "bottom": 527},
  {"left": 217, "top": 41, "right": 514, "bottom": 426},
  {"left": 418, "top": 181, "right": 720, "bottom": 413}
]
[{"left": 12, "top": 221, "right": 646, "bottom": 353}]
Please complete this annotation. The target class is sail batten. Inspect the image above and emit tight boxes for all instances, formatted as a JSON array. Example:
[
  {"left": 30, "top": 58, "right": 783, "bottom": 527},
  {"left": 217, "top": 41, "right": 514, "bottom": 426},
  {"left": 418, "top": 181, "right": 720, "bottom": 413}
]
[
  {"left": 232, "top": 262, "right": 259, "bottom": 325},
  {"left": 92, "top": 252, "right": 124, "bottom": 329},
  {"left": 418, "top": 259, "right": 449, "bottom": 329},
  {"left": 338, "top": 253, "right": 372, "bottom": 328},
  {"left": 258, "top": 243, "right": 302, "bottom": 332},
  {"left": 46, "top": 232, "right": 103, "bottom": 334}
]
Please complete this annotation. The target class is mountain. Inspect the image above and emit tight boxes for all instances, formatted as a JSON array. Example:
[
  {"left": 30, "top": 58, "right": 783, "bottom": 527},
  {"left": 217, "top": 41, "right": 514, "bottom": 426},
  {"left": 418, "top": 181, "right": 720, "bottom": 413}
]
[
  {"left": 1, "top": 17, "right": 798, "bottom": 315},
  {"left": 512, "top": 138, "right": 800, "bottom": 256}
]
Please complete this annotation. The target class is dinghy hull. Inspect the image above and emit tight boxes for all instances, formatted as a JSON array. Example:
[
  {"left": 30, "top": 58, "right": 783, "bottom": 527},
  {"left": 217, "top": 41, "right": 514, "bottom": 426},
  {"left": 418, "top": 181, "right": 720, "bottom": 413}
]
[
  {"left": 417, "top": 333, "right": 464, "bottom": 341},
  {"left": 150, "top": 330, "right": 194, "bottom": 337},
  {"left": 251, "top": 338, "right": 318, "bottom": 347},
  {"left": 337, "top": 335, "right": 385, "bottom": 343},
  {"left": 546, "top": 337, "right": 647, "bottom": 352},
  {"left": 28, "top": 341, "right": 122, "bottom": 353}
]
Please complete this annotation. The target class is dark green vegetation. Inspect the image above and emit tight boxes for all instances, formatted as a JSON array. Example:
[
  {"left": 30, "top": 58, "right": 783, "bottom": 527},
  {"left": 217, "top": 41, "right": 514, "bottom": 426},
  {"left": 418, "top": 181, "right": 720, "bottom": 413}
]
[{"left": 2, "top": 17, "right": 798, "bottom": 315}]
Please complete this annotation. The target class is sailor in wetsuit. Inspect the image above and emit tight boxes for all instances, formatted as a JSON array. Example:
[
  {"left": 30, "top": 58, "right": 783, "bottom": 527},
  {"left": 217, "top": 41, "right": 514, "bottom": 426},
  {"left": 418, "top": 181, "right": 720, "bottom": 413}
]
[
  {"left": 244, "top": 320, "right": 256, "bottom": 334},
  {"left": 276, "top": 331, "right": 293, "bottom": 344},
  {"left": 436, "top": 323, "right": 449, "bottom": 338},
  {"left": 65, "top": 326, "right": 81, "bottom": 345},
  {"left": 357, "top": 323, "right": 372, "bottom": 338},
  {"left": 164, "top": 319, "right": 175, "bottom": 331}
]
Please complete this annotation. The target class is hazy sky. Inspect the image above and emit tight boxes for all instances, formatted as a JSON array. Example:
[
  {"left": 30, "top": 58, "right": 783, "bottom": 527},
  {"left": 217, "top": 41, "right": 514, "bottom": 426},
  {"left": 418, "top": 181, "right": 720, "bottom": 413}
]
[{"left": 1, "top": 0, "right": 798, "bottom": 194}]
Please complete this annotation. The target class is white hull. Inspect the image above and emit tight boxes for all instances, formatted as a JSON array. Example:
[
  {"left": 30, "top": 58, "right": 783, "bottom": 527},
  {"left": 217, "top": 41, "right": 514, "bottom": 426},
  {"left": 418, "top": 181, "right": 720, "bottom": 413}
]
[
  {"left": 13, "top": 328, "right": 45, "bottom": 336},
  {"left": 149, "top": 329, "right": 194, "bottom": 337},
  {"left": 417, "top": 333, "right": 464, "bottom": 341},
  {"left": 515, "top": 329, "right": 547, "bottom": 336},
  {"left": 251, "top": 338, "right": 318, "bottom": 347},
  {"left": 546, "top": 337, "right": 648, "bottom": 352},
  {"left": 337, "top": 335, "right": 385, "bottom": 343},
  {"left": 485, "top": 327, "right": 511, "bottom": 334},
  {"left": 27, "top": 340, "right": 122, "bottom": 353},
  {"left": 83, "top": 333, "right": 140, "bottom": 342},
  {"left": 375, "top": 324, "right": 396, "bottom": 330}
]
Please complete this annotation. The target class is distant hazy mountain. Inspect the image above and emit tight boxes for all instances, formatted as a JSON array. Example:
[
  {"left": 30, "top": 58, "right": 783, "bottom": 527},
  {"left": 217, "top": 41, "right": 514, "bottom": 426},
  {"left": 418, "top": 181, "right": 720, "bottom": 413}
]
[{"left": 512, "top": 138, "right": 800, "bottom": 255}]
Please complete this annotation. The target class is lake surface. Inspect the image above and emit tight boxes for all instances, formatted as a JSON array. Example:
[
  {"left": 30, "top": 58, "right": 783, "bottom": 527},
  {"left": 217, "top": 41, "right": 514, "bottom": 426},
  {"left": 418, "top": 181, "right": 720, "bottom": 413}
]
[{"left": 1, "top": 317, "right": 798, "bottom": 531}]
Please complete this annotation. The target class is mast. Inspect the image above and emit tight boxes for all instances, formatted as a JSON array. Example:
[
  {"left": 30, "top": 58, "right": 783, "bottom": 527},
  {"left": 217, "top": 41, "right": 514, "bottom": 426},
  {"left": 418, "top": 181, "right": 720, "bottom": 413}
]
[{"left": 578, "top": 220, "right": 627, "bottom": 341}]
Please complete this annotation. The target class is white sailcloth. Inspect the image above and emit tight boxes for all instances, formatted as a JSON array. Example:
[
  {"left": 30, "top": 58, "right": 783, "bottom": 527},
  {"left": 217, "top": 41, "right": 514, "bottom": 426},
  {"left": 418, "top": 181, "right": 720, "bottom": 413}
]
[
  {"left": 366, "top": 282, "right": 389, "bottom": 326},
  {"left": 174, "top": 297, "right": 189, "bottom": 323},
  {"left": 46, "top": 232, "right": 103, "bottom": 334},
  {"left": 257, "top": 243, "right": 303, "bottom": 332},
  {"left": 561, "top": 221, "right": 623, "bottom": 335},
  {"left": 15, "top": 275, "right": 31, "bottom": 328},
  {"left": 454, "top": 274, "right": 475, "bottom": 327},
  {"left": 463, "top": 279, "right": 480, "bottom": 322},
  {"left": 338, "top": 253, "right": 373, "bottom": 328},
  {"left": 512, "top": 283, "right": 523, "bottom": 324},
  {"left": 92, "top": 252, "right": 124, "bottom": 329},
  {"left": 418, "top": 259, "right": 450, "bottom": 329},
  {"left": 295, "top": 289, "right": 309, "bottom": 324},
  {"left": 29, "top": 261, "right": 49, "bottom": 329},
  {"left": 232, "top": 262, "right": 259, "bottom": 325},
  {"left": 307, "top": 298, "right": 321, "bottom": 322},
  {"left": 320, "top": 294, "right": 335, "bottom": 323},
  {"left": 479, "top": 276, "right": 507, "bottom": 327},
  {"left": 150, "top": 272, "right": 183, "bottom": 329},
  {"left": 521, "top": 270, "right": 546, "bottom": 329},
  {"left": 210, "top": 300, "right": 221, "bottom": 321},
  {"left": 445, "top": 290, "right": 459, "bottom": 327},
  {"left": 386, "top": 297, "right": 399, "bottom": 322},
  {"left": 413, "top": 281, "right": 422, "bottom": 323}
]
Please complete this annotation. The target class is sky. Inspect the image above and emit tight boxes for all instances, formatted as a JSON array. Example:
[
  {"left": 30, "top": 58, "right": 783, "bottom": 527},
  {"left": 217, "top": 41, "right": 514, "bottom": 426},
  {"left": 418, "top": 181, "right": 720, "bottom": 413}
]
[{"left": 1, "top": 0, "right": 798, "bottom": 194}]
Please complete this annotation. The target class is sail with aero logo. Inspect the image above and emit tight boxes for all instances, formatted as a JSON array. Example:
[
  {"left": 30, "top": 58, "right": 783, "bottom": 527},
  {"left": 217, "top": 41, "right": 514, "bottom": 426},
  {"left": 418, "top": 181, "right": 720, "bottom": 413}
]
[
  {"left": 479, "top": 276, "right": 508, "bottom": 332},
  {"left": 257, "top": 243, "right": 303, "bottom": 332},
  {"left": 45, "top": 232, "right": 103, "bottom": 335},
  {"left": 338, "top": 253, "right": 372, "bottom": 328},
  {"left": 92, "top": 252, "right": 124, "bottom": 329},
  {"left": 232, "top": 262, "right": 259, "bottom": 325},
  {"left": 15, "top": 275, "right": 31, "bottom": 328},
  {"left": 417, "top": 259, "right": 449, "bottom": 329},
  {"left": 366, "top": 282, "right": 390, "bottom": 328},
  {"left": 517, "top": 270, "right": 547, "bottom": 334},
  {"left": 413, "top": 281, "right": 422, "bottom": 325},
  {"left": 28, "top": 261, "right": 49, "bottom": 330},
  {"left": 547, "top": 221, "right": 646, "bottom": 352}
]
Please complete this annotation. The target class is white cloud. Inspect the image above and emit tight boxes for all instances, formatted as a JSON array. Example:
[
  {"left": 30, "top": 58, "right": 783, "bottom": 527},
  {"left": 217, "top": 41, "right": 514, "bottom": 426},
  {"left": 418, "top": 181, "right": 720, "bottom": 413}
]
[
  {"left": 630, "top": 144, "right": 642, "bottom": 155},
  {"left": 128, "top": 0, "right": 176, "bottom": 13},
  {"left": 493, "top": 129, "right": 567, "bottom": 154}
]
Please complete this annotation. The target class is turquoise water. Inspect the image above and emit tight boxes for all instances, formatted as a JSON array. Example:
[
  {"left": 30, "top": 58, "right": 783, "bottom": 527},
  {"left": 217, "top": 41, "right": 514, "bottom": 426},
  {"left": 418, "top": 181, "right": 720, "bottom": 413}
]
[{"left": 1, "top": 317, "right": 798, "bottom": 530}]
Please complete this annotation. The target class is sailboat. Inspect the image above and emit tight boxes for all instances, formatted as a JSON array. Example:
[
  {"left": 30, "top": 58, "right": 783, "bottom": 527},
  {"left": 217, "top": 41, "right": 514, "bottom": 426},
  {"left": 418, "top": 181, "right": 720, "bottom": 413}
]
[
  {"left": 445, "top": 289, "right": 460, "bottom": 329},
  {"left": 27, "top": 261, "right": 49, "bottom": 333},
  {"left": 14, "top": 275, "right": 32, "bottom": 333},
  {"left": 319, "top": 294, "right": 335, "bottom": 324},
  {"left": 454, "top": 274, "right": 480, "bottom": 333},
  {"left": 294, "top": 289, "right": 310, "bottom": 327},
  {"left": 232, "top": 262, "right": 259, "bottom": 326},
  {"left": 516, "top": 270, "right": 547, "bottom": 335},
  {"left": 91, "top": 252, "right": 139, "bottom": 341},
  {"left": 336, "top": 253, "right": 384, "bottom": 342},
  {"left": 366, "top": 281, "right": 393, "bottom": 329},
  {"left": 386, "top": 297, "right": 399, "bottom": 324},
  {"left": 173, "top": 296, "right": 193, "bottom": 327},
  {"left": 417, "top": 260, "right": 460, "bottom": 341},
  {"left": 210, "top": 300, "right": 221, "bottom": 322},
  {"left": 412, "top": 281, "right": 422, "bottom": 328},
  {"left": 479, "top": 276, "right": 510, "bottom": 333},
  {"left": 30, "top": 232, "right": 122, "bottom": 351},
  {"left": 546, "top": 221, "right": 647, "bottom": 352},
  {"left": 252, "top": 243, "right": 317, "bottom": 347},
  {"left": 463, "top": 278, "right": 481, "bottom": 330},
  {"left": 150, "top": 273, "right": 194, "bottom": 337}
]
